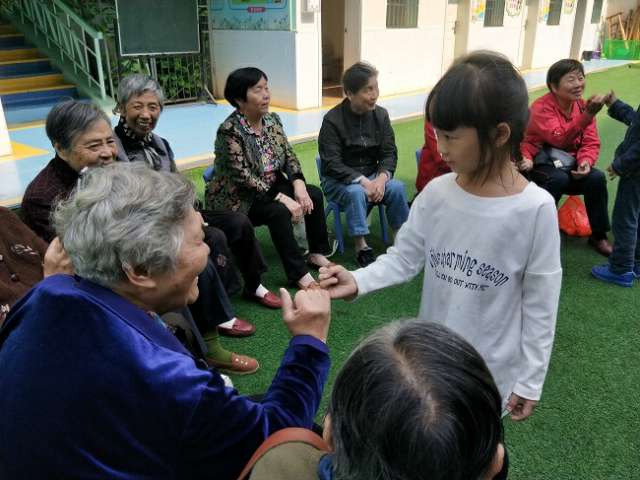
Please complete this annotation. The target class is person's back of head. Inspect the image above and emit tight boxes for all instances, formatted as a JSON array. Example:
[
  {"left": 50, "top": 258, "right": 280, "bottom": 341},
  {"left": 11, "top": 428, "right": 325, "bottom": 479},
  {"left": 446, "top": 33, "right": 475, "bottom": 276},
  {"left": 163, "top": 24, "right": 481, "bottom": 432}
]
[{"left": 327, "top": 320, "right": 504, "bottom": 480}]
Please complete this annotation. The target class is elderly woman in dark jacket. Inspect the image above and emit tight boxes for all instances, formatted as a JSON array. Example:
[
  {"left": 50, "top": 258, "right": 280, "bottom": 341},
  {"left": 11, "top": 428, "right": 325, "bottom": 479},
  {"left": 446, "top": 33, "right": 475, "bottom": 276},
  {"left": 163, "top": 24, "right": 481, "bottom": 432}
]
[
  {"left": 208, "top": 67, "right": 332, "bottom": 289},
  {"left": 113, "top": 74, "right": 282, "bottom": 310}
]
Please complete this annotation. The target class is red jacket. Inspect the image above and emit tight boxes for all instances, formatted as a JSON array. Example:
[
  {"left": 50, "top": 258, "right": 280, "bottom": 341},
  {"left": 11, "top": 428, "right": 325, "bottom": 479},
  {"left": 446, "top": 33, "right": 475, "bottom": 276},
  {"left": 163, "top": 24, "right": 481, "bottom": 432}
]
[
  {"left": 416, "top": 120, "right": 450, "bottom": 192},
  {"left": 521, "top": 92, "right": 600, "bottom": 166}
]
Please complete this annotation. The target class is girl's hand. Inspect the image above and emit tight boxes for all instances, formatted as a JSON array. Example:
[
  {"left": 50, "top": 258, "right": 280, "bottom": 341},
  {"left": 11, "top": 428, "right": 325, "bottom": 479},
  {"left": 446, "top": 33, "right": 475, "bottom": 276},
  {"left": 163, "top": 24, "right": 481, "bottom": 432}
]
[
  {"left": 278, "top": 193, "right": 304, "bottom": 223},
  {"left": 318, "top": 264, "right": 358, "bottom": 300},
  {"left": 292, "top": 179, "right": 314, "bottom": 214},
  {"left": 506, "top": 393, "right": 538, "bottom": 421}
]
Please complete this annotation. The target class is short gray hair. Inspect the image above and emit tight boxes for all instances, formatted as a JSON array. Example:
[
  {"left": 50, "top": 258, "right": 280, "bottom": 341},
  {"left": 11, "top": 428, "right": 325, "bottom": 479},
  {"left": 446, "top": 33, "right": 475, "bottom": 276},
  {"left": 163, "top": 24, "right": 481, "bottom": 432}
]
[
  {"left": 115, "top": 74, "right": 165, "bottom": 113},
  {"left": 46, "top": 100, "right": 111, "bottom": 150},
  {"left": 53, "top": 162, "right": 195, "bottom": 287}
]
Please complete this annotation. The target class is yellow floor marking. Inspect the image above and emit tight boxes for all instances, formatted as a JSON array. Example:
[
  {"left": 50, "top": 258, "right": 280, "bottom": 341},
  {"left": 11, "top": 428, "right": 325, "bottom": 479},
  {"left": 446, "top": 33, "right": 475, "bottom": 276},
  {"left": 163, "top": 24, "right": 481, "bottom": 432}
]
[{"left": 0, "top": 141, "right": 49, "bottom": 163}]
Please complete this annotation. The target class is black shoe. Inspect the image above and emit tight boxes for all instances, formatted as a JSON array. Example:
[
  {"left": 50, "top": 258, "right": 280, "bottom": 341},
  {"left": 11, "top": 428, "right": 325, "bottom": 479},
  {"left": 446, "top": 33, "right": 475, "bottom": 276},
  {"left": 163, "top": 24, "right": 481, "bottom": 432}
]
[{"left": 356, "top": 247, "right": 376, "bottom": 267}]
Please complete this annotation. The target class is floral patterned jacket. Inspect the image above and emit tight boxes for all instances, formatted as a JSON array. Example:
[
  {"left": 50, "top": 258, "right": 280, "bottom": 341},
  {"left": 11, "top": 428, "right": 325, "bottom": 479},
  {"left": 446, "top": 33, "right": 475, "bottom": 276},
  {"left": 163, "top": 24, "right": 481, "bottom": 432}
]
[{"left": 206, "top": 111, "right": 305, "bottom": 214}]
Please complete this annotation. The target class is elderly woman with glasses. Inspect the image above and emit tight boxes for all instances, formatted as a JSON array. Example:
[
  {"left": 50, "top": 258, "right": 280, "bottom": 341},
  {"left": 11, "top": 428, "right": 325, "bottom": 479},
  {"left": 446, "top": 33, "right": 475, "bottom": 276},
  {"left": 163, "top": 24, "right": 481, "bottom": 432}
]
[
  {"left": 113, "top": 73, "right": 283, "bottom": 312},
  {"left": 0, "top": 163, "right": 332, "bottom": 479}
]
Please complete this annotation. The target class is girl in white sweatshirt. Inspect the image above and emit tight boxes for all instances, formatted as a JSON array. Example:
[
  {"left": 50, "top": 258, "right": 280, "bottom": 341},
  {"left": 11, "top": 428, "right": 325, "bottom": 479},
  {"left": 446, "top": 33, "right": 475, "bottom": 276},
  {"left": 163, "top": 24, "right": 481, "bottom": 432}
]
[{"left": 319, "top": 51, "right": 562, "bottom": 421}]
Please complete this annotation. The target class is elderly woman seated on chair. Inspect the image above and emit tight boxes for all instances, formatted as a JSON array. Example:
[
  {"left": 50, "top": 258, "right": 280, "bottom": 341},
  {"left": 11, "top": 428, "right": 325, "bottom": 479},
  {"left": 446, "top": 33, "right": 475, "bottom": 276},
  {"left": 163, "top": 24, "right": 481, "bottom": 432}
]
[
  {"left": 207, "top": 67, "right": 332, "bottom": 289},
  {"left": 0, "top": 163, "right": 334, "bottom": 479},
  {"left": 113, "top": 73, "right": 282, "bottom": 310}
]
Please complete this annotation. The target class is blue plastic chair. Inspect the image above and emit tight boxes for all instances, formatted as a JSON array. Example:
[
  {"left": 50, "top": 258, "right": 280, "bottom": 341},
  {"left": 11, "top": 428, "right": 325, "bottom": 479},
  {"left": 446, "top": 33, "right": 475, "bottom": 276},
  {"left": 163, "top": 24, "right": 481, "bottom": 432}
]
[
  {"left": 316, "top": 156, "right": 390, "bottom": 255},
  {"left": 202, "top": 165, "right": 215, "bottom": 183}
]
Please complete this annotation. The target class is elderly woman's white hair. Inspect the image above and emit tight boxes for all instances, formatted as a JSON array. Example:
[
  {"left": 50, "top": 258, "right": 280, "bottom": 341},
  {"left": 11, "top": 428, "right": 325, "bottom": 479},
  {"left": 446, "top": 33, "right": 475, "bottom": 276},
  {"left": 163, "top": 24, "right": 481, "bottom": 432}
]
[
  {"left": 53, "top": 162, "right": 195, "bottom": 287},
  {"left": 114, "top": 73, "right": 165, "bottom": 114}
]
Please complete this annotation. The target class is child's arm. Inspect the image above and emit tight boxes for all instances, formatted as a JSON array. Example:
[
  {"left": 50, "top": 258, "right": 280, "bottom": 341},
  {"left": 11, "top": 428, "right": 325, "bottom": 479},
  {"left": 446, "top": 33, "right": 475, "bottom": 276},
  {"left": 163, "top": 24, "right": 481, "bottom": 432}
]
[
  {"left": 513, "top": 199, "right": 562, "bottom": 408},
  {"left": 351, "top": 193, "right": 428, "bottom": 296},
  {"left": 611, "top": 140, "right": 640, "bottom": 177},
  {"left": 607, "top": 98, "right": 637, "bottom": 127}
]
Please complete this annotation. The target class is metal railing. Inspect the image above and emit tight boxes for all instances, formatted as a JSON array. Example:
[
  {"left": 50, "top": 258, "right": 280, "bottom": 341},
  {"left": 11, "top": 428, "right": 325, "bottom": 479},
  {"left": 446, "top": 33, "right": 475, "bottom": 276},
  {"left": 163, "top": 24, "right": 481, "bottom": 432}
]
[{"left": 2, "top": 0, "right": 109, "bottom": 100}]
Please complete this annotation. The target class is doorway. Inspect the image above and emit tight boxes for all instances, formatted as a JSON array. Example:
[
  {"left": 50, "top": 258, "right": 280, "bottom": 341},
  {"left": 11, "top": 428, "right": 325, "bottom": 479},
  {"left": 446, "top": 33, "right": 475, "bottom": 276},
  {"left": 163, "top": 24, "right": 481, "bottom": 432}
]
[
  {"left": 520, "top": 0, "right": 539, "bottom": 69},
  {"left": 321, "top": 0, "right": 346, "bottom": 106}
]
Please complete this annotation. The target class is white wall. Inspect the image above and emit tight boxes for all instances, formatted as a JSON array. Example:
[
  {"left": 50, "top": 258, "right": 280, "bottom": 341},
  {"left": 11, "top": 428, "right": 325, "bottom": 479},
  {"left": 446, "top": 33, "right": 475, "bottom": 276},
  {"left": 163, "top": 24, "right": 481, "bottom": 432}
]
[
  {"left": 358, "top": 0, "right": 446, "bottom": 96},
  {"left": 530, "top": 1, "right": 579, "bottom": 68},
  {"left": 462, "top": 2, "right": 527, "bottom": 66},
  {"left": 0, "top": 100, "right": 11, "bottom": 157},
  {"left": 606, "top": 0, "right": 637, "bottom": 16},
  {"left": 579, "top": 0, "right": 607, "bottom": 53},
  {"left": 211, "top": 1, "right": 322, "bottom": 110}
]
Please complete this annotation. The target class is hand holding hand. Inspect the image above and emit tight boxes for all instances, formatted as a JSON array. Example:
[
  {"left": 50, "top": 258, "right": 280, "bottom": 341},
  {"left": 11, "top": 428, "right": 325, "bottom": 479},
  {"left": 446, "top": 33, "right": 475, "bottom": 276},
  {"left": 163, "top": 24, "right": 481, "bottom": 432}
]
[
  {"left": 517, "top": 157, "right": 534, "bottom": 172},
  {"left": 585, "top": 94, "right": 606, "bottom": 116},
  {"left": 506, "top": 393, "right": 538, "bottom": 421},
  {"left": 43, "top": 237, "right": 74, "bottom": 277},
  {"left": 280, "top": 287, "right": 331, "bottom": 343},
  {"left": 293, "top": 179, "right": 314, "bottom": 214},
  {"left": 318, "top": 264, "right": 358, "bottom": 300},
  {"left": 360, "top": 177, "right": 377, "bottom": 203},
  {"left": 604, "top": 90, "right": 617, "bottom": 107},
  {"left": 278, "top": 193, "right": 304, "bottom": 223},
  {"left": 571, "top": 161, "right": 591, "bottom": 179}
]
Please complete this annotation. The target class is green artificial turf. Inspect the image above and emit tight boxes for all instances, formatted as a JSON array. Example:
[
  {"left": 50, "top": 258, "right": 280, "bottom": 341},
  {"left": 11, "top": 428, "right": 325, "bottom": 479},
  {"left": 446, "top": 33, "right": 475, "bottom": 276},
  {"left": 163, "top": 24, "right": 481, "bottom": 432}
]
[{"left": 185, "top": 65, "right": 640, "bottom": 479}]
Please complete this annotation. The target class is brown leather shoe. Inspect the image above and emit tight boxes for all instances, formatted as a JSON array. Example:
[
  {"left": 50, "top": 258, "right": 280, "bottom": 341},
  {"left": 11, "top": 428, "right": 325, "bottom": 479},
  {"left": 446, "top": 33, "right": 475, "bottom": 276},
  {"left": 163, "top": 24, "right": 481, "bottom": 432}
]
[
  {"left": 206, "top": 353, "right": 259, "bottom": 375},
  {"left": 217, "top": 317, "right": 256, "bottom": 337},
  {"left": 243, "top": 290, "right": 282, "bottom": 309},
  {"left": 588, "top": 237, "right": 613, "bottom": 257}
]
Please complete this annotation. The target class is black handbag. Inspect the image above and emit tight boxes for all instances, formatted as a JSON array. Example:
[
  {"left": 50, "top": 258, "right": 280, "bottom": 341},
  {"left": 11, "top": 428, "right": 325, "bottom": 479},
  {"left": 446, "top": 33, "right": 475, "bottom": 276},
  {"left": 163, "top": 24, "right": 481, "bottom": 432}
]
[{"left": 533, "top": 146, "right": 577, "bottom": 172}]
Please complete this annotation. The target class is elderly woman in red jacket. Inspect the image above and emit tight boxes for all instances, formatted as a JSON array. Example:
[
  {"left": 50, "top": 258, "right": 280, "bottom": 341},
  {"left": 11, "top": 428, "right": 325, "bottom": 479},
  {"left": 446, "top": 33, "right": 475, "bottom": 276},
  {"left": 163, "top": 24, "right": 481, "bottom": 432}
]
[{"left": 518, "top": 59, "right": 611, "bottom": 256}]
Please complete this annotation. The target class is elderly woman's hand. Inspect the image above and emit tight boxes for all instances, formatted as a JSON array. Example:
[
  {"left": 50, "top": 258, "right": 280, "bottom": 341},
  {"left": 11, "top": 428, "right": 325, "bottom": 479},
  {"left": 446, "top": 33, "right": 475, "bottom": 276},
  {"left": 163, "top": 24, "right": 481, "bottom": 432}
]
[
  {"left": 277, "top": 193, "right": 304, "bottom": 223},
  {"left": 280, "top": 287, "right": 331, "bottom": 343},
  {"left": 585, "top": 94, "right": 606, "bottom": 116},
  {"left": 43, "top": 237, "right": 74, "bottom": 277},
  {"left": 292, "top": 179, "right": 314, "bottom": 215}
]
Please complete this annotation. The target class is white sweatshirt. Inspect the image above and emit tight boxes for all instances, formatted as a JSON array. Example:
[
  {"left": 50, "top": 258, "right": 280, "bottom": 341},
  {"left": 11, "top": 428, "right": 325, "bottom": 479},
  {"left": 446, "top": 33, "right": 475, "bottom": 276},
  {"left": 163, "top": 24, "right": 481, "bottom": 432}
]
[{"left": 353, "top": 173, "right": 562, "bottom": 403}]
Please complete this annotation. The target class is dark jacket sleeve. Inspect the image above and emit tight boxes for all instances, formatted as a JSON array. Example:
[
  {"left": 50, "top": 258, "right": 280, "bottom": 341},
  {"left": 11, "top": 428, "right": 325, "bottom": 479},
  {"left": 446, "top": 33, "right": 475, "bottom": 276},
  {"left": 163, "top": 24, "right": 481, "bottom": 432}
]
[
  {"left": 163, "top": 138, "right": 177, "bottom": 173},
  {"left": 608, "top": 99, "right": 637, "bottom": 127},
  {"left": 181, "top": 335, "right": 330, "bottom": 479},
  {"left": 318, "top": 118, "right": 364, "bottom": 184},
  {"left": 21, "top": 195, "right": 56, "bottom": 243},
  {"left": 379, "top": 110, "right": 398, "bottom": 176}
]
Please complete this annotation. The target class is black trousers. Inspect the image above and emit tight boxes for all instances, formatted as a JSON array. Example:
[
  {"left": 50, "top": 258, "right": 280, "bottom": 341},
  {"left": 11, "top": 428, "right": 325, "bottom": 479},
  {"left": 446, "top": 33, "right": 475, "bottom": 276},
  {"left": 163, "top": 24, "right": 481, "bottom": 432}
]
[
  {"left": 529, "top": 165, "right": 610, "bottom": 238},
  {"left": 202, "top": 210, "right": 268, "bottom": 293},
  {"left": 189, "top": 258, "right": 235, "bottom": 335},
  {"left": 248, "top": 181, "right": 331, "bottom": 284}
]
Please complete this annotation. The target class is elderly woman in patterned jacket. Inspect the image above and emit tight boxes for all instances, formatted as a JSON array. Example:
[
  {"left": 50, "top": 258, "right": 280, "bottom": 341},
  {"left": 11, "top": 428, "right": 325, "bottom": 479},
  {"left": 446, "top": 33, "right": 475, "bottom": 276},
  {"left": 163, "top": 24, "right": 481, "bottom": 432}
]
[{"left": 208, "top": 68, "right": 332, "bottom": 289}]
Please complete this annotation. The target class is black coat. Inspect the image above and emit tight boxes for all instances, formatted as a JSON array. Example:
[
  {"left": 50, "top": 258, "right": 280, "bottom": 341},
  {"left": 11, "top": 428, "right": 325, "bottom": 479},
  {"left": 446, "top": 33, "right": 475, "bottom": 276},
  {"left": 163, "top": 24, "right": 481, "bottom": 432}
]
[{"left": 318, "top": 99, "right": 398, "bottom": 184}]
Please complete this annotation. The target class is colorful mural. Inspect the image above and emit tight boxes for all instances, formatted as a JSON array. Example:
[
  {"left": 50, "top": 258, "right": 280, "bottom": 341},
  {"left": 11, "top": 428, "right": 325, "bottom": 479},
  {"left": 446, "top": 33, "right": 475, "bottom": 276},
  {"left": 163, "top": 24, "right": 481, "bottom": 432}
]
[
  {"left": 506, "top": 0, "right": 524, "bottom": 17},
  {"left": 210, "top": 0, "right": 293, "bottom": 31},
  {"left": 538, "top": 0, "right": 550, "bottom": 23},
  {"left": 563, "top": 0, "right": 576, "bottom": 15},
  {"left": 471, "top": 0, "right": 486, "bottom": 23}
]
